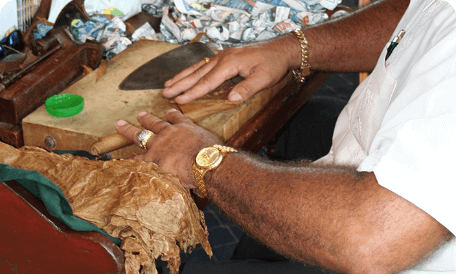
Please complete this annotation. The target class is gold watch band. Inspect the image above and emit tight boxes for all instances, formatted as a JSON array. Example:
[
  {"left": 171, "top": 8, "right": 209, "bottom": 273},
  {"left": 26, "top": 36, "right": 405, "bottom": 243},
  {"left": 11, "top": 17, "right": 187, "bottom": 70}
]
[{"left": 192, "top": 162, "right": 208, "bottom": 197}]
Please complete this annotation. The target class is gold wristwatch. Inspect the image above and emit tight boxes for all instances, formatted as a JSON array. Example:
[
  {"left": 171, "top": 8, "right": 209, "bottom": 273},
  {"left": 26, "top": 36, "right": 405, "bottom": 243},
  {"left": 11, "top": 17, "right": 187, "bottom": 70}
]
[{"left": 192, "top": 144, "right": 237, "bottom": 197}]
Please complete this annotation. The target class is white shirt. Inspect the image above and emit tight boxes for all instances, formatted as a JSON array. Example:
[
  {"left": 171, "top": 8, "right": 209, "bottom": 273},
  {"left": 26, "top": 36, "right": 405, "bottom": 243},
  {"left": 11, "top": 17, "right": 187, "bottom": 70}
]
[{"left": 318, "top": 0, "right": 456, "bottom": 271}]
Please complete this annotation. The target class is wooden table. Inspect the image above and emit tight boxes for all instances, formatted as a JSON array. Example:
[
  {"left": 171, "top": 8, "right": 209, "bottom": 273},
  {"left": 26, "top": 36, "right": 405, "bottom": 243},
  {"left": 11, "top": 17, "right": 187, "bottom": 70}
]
[
  {"left": 21, "top": 40, "right": 329, "bottom": 158},
  {"left": 22, "top": 41, "right": 328, "bottom": 158}
]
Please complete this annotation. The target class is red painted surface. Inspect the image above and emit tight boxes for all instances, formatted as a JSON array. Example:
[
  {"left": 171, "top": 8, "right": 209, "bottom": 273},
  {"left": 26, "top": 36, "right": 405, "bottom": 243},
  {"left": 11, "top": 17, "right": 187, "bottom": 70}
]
[{"left": 0, "top": 182, "right": 125, "bottom": 274}]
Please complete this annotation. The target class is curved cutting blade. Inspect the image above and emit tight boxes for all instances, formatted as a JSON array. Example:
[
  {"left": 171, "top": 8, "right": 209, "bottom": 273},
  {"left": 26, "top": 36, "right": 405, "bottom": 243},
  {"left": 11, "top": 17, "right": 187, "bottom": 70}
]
[{"left": 119, "top": 42, "right": 216, "bottom": 90}]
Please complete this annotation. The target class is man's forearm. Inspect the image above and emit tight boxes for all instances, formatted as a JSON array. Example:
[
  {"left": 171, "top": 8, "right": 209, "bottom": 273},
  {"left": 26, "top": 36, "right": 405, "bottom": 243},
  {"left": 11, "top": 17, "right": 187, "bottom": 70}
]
[
  {"left": 293, "top": 0, "right": 410, "bottom": 72},
  {"left": 206, "top": 152, "right": 450, "bottom": 273}
]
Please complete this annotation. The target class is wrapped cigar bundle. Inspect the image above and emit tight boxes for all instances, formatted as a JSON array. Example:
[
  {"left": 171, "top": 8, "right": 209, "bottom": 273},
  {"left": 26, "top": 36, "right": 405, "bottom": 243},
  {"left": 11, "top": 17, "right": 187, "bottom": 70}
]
[{"left": 0, "top": 142, "right": 212, "bottom": 274}]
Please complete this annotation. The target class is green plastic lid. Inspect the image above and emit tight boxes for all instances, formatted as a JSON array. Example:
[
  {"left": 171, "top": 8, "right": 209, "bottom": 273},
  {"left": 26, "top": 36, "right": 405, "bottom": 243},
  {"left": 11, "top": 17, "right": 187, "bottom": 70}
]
[{"left": 45, "top": 94, "right": 84, "bottom": 117}]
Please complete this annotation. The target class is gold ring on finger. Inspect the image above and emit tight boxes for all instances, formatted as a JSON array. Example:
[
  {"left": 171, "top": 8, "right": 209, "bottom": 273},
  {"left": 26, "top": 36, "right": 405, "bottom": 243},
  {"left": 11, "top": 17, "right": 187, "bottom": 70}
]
[
  {"left": 204, "top": 57, "right": 210, "bottom": 64},
  {"left": 137, "top": 129, "right": 154, "bottom": 149}
]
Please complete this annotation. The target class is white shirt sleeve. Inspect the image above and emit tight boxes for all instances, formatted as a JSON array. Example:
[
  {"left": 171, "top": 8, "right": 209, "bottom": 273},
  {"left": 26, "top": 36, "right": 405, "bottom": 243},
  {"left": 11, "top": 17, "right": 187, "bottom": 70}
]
[{"left": 359, "top": 73, "right": 456, "bottom": 235}]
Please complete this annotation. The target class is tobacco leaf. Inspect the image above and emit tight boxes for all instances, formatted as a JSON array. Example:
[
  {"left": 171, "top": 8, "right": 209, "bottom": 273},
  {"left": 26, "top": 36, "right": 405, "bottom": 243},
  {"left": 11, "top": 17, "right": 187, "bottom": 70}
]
[{"left": 0, "top": 142, "right": 212, "bottom": 274}]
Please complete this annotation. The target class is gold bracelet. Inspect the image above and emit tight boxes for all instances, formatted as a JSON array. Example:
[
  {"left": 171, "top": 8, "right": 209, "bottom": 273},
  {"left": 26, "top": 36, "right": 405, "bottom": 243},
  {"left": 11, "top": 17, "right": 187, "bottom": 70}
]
[{"left": 291, "top": 29, "right": 311, "bottom": 82}]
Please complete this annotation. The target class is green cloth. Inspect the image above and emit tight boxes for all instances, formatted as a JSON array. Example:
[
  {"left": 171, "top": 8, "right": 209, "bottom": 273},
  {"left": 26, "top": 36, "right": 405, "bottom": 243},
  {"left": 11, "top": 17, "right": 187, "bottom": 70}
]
[{"left": 0, "top": 163, "right": 121, "bottom": 245}]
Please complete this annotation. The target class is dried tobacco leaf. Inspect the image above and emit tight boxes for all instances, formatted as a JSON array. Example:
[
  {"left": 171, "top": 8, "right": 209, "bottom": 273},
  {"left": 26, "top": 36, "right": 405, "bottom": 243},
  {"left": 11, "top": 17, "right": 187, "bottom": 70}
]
[{"left": 0, "top": 142, "right": 212, "bottom": 274}]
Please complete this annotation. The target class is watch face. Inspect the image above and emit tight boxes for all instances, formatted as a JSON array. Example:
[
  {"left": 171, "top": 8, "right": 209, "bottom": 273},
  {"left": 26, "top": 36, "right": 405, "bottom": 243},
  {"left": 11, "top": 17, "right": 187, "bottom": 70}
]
[{"left": 196, "top": 147, "right": 221, "bottom": 168}]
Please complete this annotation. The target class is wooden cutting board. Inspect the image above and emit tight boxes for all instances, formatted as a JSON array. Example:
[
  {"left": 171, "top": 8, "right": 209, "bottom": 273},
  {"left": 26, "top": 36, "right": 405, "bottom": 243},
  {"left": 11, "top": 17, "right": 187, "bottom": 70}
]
[{"left": 22, "top": 40, "right": 290, "bottom": 159}]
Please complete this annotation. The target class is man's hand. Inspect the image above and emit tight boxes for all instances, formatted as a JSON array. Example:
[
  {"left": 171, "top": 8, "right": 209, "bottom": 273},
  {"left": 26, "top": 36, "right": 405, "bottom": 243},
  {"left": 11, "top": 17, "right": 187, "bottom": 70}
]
[
  {"left": 114, "top": 109, "right": 222, "bottom": 189},
  {"left": 162, "top": 34, "right": 300, "bottom": 104}
]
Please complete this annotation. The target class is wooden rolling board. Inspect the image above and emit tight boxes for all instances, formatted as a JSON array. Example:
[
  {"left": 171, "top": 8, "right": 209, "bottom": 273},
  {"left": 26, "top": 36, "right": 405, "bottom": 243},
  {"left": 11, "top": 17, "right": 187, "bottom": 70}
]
[{"left": 22, "top": 40, "right": 290, "bottom": 158}]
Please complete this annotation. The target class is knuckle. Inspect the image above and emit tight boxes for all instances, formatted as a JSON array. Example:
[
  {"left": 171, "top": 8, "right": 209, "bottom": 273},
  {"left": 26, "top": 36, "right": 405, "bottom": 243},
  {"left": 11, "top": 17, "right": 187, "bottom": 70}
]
[
  {"left": 153, "top": 120, "right": 169, "bottom": 131},
  {"left": 238, "top": 82, "right": 256, "bottom": 98},
  {"left": 177, "top": 116, "right": 193, "bottom": 125},
  {"left": 198, "top": 75, "right": 212, "bottom": 87},
  {"left": 121, "top": 125, "right": 137, "bottom": 142},
  {"left": 167, "top": 110, "right": 181, "bottom": 121},
  {"left": 162, "top": 88, "right": 180, "bottom": 98},
  {"left": 132, "top": 131, "right": 140, "bottom": 144},
  {"left": 144, "top": 119, "right": 156, "bottom": 130},
  {"left": 193, "top": 67, "right": 205, "bottom": 78},
  {"left": 226, "top": 65, "right": 240, "bottom": 78},
  {"left": 141, "top": 118, "right": 160, "bottom": 132},
  {"left": 191, "top": 61, "right": 204, "bottom": 69}
]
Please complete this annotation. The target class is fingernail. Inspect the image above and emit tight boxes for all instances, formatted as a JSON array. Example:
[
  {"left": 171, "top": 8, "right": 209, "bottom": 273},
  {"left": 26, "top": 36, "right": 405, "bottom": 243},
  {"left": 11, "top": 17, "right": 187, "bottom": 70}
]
[
  {"left": 138, "top": 111, "right": 147, "bottom": 117},
  {"left": 116, "top": 120, "right": 127, "bottom": 126},
  {"left": 168, "top": 108, "right": 177, "bottom": 112},
  {"left": 229, "top": 92, "right": 242, "bottom": 102}
]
